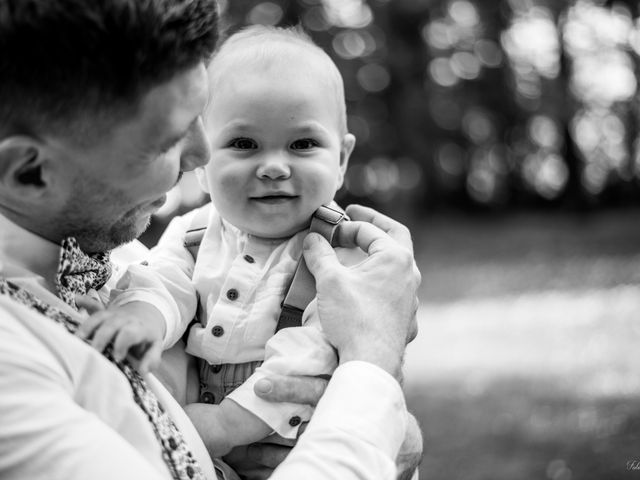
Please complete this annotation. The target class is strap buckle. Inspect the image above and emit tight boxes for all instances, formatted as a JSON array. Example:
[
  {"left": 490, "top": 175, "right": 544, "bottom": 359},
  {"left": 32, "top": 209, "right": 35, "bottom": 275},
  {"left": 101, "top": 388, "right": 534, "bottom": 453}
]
[{"left": 313, "top": 204, "right": 348, "bottom": 225}]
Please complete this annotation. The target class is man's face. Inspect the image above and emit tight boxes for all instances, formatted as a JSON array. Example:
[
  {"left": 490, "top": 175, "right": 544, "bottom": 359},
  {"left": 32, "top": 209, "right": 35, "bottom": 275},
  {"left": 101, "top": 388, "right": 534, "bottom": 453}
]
[
  {"left": 46, "top": 64, "right": 210, "bottom": 252},
  {"left": 203, "top": 57, "right": 352, "bottom": 239}
]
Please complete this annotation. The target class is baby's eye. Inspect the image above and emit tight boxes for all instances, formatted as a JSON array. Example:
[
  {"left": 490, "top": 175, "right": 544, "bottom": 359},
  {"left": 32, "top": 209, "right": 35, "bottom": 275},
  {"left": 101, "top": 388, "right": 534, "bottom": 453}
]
[
  {"left": 290, "top": 138, "right": 319, "bottom": 150},
  {"left": 228, "top": 138, "right": 257, "bottom": 150}
]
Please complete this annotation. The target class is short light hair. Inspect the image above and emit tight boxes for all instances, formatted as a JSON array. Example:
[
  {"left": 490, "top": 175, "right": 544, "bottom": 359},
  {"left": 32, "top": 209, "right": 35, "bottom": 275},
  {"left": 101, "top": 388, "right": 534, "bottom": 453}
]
[{"left": 207, "top": 25, "right": 348, "bottom": 135}]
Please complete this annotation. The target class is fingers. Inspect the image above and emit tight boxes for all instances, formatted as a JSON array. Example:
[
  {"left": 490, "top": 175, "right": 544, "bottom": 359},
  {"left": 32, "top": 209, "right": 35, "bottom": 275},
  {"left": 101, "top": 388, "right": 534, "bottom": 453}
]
[
  {"left": 254, "top": 373, "right": 328, "bottom": 406},
  {"left": 302, "top": 233, "right": 343, "bottom": 277},
  {"left": 77, "top": 312, "right": 159, "bottom": 366},
  {"left": 345, "top": 204, "right": 413, "bottom": 251},
  {"left": 112, "top": 325, "right": 151, "bottom": 361},
  {"left": 76, "top": 310, "right": 109, "bottom": 341},
  {"left": 335, "top": 221, "right": 404, "bottom": 256},
  {"left": 90, "top": 316, "right": 131, "bottom": 358},
  {"left": 129, "top": 341, "right": 152, "bottom": 361},
  {"left": 137, "top": 341, "right": 162, "bottom": 374}
]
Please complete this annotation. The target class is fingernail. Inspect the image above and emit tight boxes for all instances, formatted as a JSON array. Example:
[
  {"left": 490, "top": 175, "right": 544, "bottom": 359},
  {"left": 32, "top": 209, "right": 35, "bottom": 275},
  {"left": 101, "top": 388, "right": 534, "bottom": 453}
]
[{"left": 255, "top": 378, "right": 273, "bottom": 395}]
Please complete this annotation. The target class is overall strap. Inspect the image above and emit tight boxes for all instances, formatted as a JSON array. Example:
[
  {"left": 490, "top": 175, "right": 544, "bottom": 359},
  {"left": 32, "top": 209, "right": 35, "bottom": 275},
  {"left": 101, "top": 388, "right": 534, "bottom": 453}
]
[
  {"left": 275, "top": 204, "right": 348, "bottom": 332},
  {"left": 183, "top": 203, "right": 212, "bottom": 261}
]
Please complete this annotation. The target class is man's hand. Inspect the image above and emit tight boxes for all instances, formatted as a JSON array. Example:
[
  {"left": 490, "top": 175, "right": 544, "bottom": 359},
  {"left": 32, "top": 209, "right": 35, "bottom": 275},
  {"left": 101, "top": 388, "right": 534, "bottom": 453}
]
[
  {"left": 397, "top": 413, "right": 423, "bottom": 480},
  {"left": 222, "top": 374, "right": 329, "bottom": 480},
  {"left": 75, "top": 298, "right": 165, "bottom": 373},
  {"left": 303, "top": 204, "right": 420, "bottom": 379}
]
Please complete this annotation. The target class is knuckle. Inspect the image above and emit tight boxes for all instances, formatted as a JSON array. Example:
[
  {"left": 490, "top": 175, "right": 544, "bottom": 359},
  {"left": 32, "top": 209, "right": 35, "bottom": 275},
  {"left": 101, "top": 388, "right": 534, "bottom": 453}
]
[
  {"left": 313, "top": 377, "right": 328, "bottom": 400},
  {"left": 398, "top": 224, "right": 411, "bottom": 239},
  {"left": 407, "top": 320, "right": 419, "bottom": 343},
  {"left": 388, "top": 247, "right": 415, "bottom": 275},
  {"left": 413, "top": 265, "right": 422, "bottom": 288}
]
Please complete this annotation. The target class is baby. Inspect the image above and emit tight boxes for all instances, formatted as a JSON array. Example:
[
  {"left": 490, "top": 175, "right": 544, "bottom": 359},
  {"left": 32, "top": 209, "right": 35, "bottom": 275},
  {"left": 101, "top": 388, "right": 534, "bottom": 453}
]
[{"left": 85, "top": 25, "right": 420, "bottom": 475}]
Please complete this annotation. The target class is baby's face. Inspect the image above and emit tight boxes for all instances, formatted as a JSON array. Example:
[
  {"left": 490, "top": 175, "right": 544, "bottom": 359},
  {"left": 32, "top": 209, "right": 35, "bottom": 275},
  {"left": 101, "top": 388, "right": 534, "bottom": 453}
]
[{"left": 203, "top": 60, "right": 354, "bottom": 238}]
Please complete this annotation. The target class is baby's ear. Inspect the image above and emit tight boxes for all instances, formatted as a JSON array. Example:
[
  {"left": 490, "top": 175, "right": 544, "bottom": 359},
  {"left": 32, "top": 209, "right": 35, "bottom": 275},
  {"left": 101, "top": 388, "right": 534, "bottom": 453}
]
[
  {"left": 337, "top": 133, "right": 356, "bottom": 188},
  {"left": 194, "top": 167, "right": 210, "bottom": 194}
]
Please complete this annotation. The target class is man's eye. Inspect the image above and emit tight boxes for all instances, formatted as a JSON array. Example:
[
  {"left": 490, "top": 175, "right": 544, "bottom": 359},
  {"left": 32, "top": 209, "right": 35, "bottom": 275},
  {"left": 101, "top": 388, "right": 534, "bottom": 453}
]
[
  {"left": 290, "top": 138, "right": 319, "bottom": 150},
  {"left": 229, "top": 138, "right": 257, "bottom": 149}
]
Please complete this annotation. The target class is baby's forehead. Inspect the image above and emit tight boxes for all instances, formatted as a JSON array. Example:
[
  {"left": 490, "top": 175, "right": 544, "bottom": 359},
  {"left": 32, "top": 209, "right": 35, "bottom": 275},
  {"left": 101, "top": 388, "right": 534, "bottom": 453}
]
[
  {"left": 207, "top": 32, "right": 348, "bottom": 134},
  {"left": 214, "top": 38, "right": 335, "bottom": 78}
]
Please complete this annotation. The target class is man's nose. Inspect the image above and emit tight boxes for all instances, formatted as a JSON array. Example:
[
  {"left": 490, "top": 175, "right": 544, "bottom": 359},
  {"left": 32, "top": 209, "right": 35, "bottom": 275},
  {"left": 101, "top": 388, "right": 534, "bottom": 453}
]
[
  {"left": 179, "top": 117, "right": 210, "bottom": 172},
  {"left": 256, "top": 155, "right": 291, "bottom": 180}
]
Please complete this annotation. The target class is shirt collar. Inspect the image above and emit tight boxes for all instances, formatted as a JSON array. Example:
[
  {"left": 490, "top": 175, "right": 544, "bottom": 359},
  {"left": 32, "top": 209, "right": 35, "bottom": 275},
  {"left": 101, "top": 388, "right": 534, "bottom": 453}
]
[{"left": 0, "top": 212, "right": 61, "bottom": 290}]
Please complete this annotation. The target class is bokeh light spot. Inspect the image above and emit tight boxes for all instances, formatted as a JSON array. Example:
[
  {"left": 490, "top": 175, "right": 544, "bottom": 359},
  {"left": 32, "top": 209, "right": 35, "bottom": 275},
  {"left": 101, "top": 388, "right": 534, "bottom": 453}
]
[
  {"left": 462, "top": 108, "right": 494, "bottom": 144},
  {"left": 246, "top": 2, "right": 283, "bottom": 25},
  {"left": 429, "top": 57, "right": 459, "bottom": 87},
  {"left": 450, "top": 51, "right": 481, "bottom": 80},
  {"left": 474, "top": 39, "right": 503, "bottom": 67},
  {"left": 322, "top": 0, "right": 373, "bottom": 29},
  {"left": 357, "top": 63, "right": 391, "bottom": 92},
  {"left": 448, "top": 0, "right": 480, "bottom": 28},
  {"left": 333, "top": 29, "right": 377, "bottom": 59},
  {"left": 302, "top": 6, "right": 330, "bottom": 31}
]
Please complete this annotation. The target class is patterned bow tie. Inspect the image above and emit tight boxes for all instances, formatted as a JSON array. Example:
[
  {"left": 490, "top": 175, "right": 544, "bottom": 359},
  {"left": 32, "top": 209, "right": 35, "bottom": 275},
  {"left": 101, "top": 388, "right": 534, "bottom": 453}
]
[{"left": 54, "top": 237, "right": 112, "bottom": 309}]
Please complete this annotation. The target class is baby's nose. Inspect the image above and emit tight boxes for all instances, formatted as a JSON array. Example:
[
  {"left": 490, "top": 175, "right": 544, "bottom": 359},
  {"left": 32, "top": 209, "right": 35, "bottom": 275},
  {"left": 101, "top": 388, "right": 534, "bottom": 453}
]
[{"left": 256, "top": 156, "right": 291, "bottom": 180}]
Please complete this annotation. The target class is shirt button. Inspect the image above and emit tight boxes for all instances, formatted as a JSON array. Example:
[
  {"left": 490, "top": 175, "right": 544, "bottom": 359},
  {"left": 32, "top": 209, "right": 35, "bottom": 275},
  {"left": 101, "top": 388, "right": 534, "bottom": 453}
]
[
  {"left": 201, "top": 392, "right": 215, "bottom": 404},
  {"left": 211, "top": 364, "right": 222, "bottom": 373},
  {"left": 226, "top": 288, "right": 239, "bottom": 301},
  {"left": 211, "top": 325, "right": 224, "bottom": 337},
  {"left": 289, "top": 416, "right": 301, "bottom": 427},
  {"left": 243, "top": 254, "right": 255, "bottom": 264}
]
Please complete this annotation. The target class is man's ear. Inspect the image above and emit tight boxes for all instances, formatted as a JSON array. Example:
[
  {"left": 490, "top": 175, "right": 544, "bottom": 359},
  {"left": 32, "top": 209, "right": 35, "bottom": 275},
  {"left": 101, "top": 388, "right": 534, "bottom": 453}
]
[
  {"left": 0, "top": 136, "right": 50, "bottom": 198},
  {"left": 337, "top": 133, "right": 356, "bottom": 189}
]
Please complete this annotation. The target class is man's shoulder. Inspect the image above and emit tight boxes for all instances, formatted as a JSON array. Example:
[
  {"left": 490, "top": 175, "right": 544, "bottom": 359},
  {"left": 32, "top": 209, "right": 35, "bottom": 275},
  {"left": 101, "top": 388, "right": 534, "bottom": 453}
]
[{"left": 0, "top": 296, "right": 63, "bottom": 369}]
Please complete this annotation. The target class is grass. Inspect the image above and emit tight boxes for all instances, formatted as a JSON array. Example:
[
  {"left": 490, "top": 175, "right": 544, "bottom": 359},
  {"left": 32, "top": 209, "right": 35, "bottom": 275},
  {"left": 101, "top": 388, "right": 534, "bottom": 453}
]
[{"left": 403, "top": 209, "right": 640, "bottom": 480}]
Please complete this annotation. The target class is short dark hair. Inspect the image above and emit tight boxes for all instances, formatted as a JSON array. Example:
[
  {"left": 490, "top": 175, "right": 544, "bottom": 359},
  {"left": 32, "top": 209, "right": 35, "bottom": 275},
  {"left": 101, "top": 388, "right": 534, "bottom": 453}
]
[{"left": 0, "top": 0, "right": 219, "bottom": 139}]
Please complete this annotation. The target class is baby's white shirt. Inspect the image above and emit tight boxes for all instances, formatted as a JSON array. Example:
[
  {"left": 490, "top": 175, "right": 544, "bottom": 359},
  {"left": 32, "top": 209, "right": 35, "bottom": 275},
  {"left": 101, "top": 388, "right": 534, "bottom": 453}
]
[{"left": 128, "top": 204, "right": 357, "bottom": 438}]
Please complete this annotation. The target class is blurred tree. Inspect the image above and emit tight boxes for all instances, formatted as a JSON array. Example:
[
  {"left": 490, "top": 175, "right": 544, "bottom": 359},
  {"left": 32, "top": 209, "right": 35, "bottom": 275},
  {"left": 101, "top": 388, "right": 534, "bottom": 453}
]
[{"left": 148, "top": 0, "right": 640, "bottom": 236}]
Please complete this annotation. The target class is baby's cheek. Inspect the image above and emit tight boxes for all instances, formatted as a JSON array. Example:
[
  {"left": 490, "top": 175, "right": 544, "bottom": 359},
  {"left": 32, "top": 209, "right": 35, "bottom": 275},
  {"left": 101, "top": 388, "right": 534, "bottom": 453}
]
[{"left": 215, "top": 172, "right": 246, "bottom": 199}]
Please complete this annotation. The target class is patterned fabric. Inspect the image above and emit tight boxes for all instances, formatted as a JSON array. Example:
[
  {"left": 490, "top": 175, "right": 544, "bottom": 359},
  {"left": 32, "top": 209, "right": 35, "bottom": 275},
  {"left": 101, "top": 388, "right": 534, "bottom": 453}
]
[
  {"left": 0, "top": 237, "right": 207, "bottom": 480},
  {"left": 55, "top": 237, "right": 112, "bottom": 308}
]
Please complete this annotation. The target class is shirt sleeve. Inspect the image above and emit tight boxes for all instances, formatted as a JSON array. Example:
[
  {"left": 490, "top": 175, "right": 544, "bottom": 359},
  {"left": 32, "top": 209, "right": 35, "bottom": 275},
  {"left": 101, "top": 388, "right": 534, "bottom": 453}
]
[
  {"left": 0, "top": 304, "right": 169, "bottom": 480},
  {"left": 109, "top": 211, "right": 200, "bottom": 349},
  {"left": 226, "top": 317, "right": 337, "bottom": 439},
  {"left": 271, "top": 361, "right": 407, "bottom": 480}
]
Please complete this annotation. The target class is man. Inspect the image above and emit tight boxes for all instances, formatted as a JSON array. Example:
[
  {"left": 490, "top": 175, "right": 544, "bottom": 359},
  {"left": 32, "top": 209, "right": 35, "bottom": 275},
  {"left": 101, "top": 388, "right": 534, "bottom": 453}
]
[{"left": 0, "top": 1, "right": 420, "bottom": 480}]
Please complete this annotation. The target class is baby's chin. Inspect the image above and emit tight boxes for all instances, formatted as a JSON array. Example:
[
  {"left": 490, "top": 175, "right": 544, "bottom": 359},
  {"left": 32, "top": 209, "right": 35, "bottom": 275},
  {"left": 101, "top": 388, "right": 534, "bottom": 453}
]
[{"left": 242, "top": 220, "right": 311, "bottom": 240}]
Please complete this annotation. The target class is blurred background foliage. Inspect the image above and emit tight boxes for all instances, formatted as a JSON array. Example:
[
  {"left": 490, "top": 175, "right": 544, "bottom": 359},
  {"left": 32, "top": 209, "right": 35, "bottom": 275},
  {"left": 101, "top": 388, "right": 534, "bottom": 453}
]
[{"left": 154, "top": 0, "right": 640, "bottom": 227}]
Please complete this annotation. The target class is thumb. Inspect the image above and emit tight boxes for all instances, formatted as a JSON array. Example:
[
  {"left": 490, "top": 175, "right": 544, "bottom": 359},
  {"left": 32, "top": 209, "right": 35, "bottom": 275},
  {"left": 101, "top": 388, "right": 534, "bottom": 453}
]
[{"left": 303, "top": 232, "right": 342, "bottom": 278}]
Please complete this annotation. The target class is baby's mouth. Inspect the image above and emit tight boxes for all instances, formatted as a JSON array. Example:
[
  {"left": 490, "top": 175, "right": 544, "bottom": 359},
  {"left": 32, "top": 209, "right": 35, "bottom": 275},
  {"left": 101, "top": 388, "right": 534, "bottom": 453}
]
[{"left": 250, "top": 194, "right": 299, "bottom": 204}]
